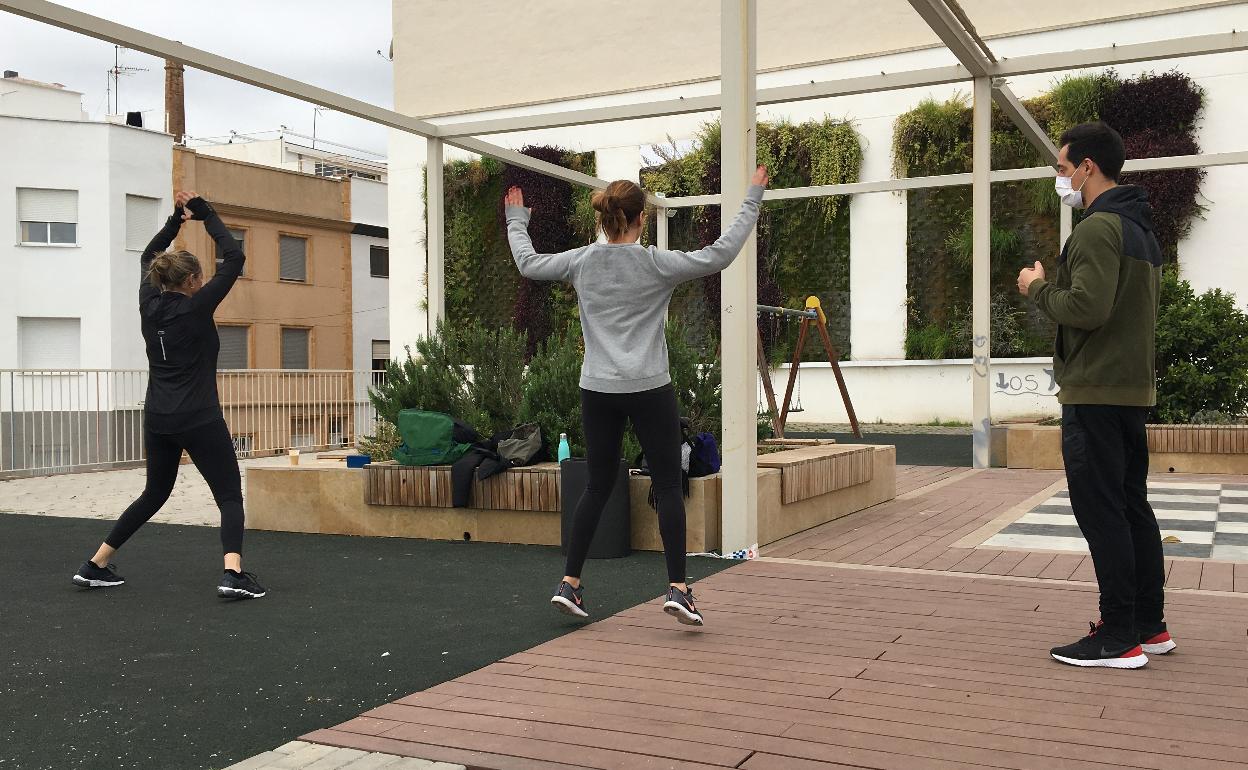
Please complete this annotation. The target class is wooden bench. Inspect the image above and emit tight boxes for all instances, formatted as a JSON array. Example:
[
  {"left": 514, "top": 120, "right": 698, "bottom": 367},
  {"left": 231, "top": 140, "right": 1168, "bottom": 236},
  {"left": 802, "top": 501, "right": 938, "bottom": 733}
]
[
  {"left": 364, "top": 461, "right": 561, "bottom": 512},
  {"left": 755, "top": 444, "right": 875, "bottom": 504}
]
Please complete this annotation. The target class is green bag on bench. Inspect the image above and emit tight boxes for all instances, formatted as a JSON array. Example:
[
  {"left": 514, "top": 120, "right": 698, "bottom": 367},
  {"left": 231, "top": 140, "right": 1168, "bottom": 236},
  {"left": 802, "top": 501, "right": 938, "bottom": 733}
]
[{"left": 392, "top": 409, "right": 479, "bottom": 466}]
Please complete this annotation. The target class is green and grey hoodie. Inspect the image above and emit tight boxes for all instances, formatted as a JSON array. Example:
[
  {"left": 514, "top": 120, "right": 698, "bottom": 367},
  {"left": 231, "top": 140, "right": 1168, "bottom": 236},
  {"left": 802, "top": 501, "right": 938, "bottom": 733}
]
[
  {"left": 506, "top": 185, "right": 763, "bottom": 394},
  {"left": 1028, "top": 185, "right": 1162, "bottom": 406}
]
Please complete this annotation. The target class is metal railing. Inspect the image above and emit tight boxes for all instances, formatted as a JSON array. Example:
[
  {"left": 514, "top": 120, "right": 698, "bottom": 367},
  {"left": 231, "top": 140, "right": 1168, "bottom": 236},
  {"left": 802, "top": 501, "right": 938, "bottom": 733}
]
[{"left": 0, "top": 369, "right": 386, "bottom": 477}]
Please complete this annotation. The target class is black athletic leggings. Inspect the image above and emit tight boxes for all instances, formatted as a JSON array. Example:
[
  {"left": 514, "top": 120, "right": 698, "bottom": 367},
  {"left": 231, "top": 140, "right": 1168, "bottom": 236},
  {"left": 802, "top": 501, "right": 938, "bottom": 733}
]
[
  {"left": 565, "top": 384, "right": 686, "bottom": 583},
  {"left": 105, "top": 417, "right": 245, "bottom": 554}
]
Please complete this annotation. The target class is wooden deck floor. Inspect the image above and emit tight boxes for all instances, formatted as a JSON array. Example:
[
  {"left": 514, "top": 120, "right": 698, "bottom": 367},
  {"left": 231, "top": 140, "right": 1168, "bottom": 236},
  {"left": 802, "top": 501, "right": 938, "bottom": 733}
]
[
  {"left": 305, "top": 559, "right": 1248, "bottom": 769},
  {"left": 301, "top": 467, "right": 1248, "bottom": 769}
]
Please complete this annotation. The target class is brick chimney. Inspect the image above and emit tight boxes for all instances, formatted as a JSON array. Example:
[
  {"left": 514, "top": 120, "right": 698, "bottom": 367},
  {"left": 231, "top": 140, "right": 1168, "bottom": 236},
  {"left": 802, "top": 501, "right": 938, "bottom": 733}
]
[{"left": 164, "top": 58, "right": 185, "bottom": 143}]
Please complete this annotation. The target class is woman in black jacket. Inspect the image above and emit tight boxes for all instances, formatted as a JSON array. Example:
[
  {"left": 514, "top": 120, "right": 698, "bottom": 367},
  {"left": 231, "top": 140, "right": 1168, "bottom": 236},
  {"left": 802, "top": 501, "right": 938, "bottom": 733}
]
[{"left": 73, "top": 191, "right": 265, "bottom": 599}]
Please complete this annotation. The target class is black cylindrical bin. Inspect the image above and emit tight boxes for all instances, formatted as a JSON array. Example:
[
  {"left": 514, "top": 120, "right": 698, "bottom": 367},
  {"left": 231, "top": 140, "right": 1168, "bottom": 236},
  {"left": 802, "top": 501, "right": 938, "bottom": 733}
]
[{"left": 560, "top": 458, "right": 631, "bottom": 559}]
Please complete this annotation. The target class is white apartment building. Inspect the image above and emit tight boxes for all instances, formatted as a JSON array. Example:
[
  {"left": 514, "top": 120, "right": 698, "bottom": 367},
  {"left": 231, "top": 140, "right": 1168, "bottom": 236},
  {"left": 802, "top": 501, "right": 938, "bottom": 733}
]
[{"left": 0, "top": 71, "right": 173, "bottom": 371}]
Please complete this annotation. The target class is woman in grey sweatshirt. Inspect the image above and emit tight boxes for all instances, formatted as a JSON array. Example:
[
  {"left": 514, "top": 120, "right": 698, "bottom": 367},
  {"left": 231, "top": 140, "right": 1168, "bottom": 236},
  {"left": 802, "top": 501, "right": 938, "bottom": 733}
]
[{"left": 505, "top": 165, "right": 768, "bottom": 627}]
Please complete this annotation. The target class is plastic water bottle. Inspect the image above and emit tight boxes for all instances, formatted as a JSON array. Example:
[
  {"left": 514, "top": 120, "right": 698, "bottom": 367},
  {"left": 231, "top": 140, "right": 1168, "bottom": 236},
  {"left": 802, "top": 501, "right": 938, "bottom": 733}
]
[{"left": 557, "top": 433, "right": 571, "bottom": 462}]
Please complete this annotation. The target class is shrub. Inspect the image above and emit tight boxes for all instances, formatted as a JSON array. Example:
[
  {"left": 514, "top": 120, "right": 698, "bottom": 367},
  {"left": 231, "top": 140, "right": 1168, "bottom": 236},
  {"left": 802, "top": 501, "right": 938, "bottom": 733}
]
[
  {"left": 368, "top": 319, "right": 527, "bottom": 438},
  {"left": 1155, "top": 270, "right": 1248, "bottom": 423},
  {"left": 518, "top": 321, "right": 586, "bottom": 456}
]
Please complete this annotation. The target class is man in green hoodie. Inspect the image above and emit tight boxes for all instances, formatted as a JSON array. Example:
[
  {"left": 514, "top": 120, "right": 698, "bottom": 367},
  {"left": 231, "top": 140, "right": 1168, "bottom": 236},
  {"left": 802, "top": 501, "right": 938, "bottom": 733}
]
[{"left": 1018, "top": 121, "right": 1175, "bottom": 669}]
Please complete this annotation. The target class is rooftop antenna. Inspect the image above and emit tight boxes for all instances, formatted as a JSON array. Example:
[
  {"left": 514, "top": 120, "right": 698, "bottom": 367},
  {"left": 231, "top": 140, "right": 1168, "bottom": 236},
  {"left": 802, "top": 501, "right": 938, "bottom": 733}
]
[{"left": 106, "top": 45, "right": 148, "bottom": 115}]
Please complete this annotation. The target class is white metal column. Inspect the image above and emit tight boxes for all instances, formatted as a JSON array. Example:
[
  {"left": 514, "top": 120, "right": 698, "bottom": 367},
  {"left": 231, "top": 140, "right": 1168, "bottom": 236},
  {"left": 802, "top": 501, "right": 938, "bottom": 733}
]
[
  {"left": 426, "top": 137, "right": 446, "bottom": 334},
  {"left": 972, "top": 76, "right": 992, "bottom": 468},
  {"left": 1060, "top": 205, "right": 1073, "bottom": 249},
  {"left": 719, "top": 0, "right": 759, "bottom": 555}
]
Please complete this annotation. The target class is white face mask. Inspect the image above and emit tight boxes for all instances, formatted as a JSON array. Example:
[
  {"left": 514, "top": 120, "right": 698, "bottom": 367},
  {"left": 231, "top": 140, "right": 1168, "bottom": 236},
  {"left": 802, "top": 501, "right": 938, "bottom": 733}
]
[{"left": 1055, "top": 163, "right": 1090, "bottom": 209}]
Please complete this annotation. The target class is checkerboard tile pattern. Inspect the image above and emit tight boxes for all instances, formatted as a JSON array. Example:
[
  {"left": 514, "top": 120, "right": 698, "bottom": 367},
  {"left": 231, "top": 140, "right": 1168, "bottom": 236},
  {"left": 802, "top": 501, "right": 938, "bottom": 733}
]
[{"left": 984, "top": 482, "right": 1248, "bottom": 562}]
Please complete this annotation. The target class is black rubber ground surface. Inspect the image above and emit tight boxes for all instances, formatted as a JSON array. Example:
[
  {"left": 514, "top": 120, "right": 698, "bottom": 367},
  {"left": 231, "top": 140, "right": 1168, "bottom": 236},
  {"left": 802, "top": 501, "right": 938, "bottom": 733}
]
[
  {"left": 0, "top": 515, "right": 733, "bottom": 770},
  {"left": 789, "top": 432, "right": 972, "bottom": 467}
]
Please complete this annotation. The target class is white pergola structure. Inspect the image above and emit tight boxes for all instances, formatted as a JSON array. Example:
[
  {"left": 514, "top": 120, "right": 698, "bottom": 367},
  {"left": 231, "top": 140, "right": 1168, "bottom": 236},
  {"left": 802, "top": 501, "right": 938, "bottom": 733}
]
[{"left": 7, "top": 0, "right": 1248, "bottom": 554}]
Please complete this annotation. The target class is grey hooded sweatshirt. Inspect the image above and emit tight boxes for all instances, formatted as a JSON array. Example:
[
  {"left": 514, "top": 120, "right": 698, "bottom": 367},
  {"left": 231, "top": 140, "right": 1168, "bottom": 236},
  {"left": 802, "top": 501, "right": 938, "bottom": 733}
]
[{"left": 506, "top": 185, "right": 763, "bottom": 393}]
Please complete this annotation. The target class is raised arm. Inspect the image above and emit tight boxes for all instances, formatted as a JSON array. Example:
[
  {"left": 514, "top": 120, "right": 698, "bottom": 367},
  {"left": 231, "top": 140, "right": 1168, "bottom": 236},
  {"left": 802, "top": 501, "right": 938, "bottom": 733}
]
[
  {"left": 139, "top": 195, "right": 188, "bottom": 306},
  {"left": 503, "top": 187, "right": 580, "bottom": 282},
  {"left": 187, "top": 195, "right": 246, "bottom": 312},
  {"left": 650, "top": 166, "right": 768, "bottom": 284}
]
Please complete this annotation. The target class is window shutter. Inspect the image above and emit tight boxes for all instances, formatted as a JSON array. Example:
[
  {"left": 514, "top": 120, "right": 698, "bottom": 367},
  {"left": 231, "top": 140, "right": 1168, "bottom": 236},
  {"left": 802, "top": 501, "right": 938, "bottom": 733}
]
[
  {"left": 279, "top": 235, "right": 307, "bottom": 281},
  {"left": 217, "top": 326, "right": 249, "bottom": 369},
  {"left": 19, "top": 317, "right": 81, "bottom": 368},
  {"left": 281, "top": 328, "right": 310, "bottom": 369},
  {"left": 370, "top": 339, "right": 390, "bottom": 360},
  {"left": 215, "top": 229, "right": 245, "bottom": 274},
  {"left": 370, "top": 245, "right": 389, "bottom": 277},
  {"left": 18, "top": 188, "right": 78, "bottom": 223},
  {"left": 125, "top": 195, "right": 158, "bottom": 251}
]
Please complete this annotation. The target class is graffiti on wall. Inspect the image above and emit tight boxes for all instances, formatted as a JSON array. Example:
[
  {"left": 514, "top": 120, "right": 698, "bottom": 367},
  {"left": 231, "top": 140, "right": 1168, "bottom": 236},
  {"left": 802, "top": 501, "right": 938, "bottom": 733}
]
[{"left": 995, "top": 368, "right": 1058, "bottom": 397}]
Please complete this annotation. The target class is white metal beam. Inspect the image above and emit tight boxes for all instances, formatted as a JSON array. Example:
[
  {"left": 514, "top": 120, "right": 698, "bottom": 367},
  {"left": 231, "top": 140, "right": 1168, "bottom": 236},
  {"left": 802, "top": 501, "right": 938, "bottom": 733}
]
[
  {"left": 657, "top": 151, "right": 1248, "bottom": 207},
  {"left": 426, "top": 138, "right": 446, "bottom": 334},
  {"left": 994, "top": 30, "right": 1248, "bottom": 77},
  {"left": 971, "top": 76, "right": 992, "bottom": 470},
  {"left": 436, "top": 31, "right": 1248, "bottom": 141},
  {"left": 992, "top": 80, "right": 1059, "bottom": 166},
  {"left": 0, "top": 0, "right": 623, "bottom": 197},
  {"left": 719, "top": 0, "right": 759, "bottom": 557},
  {"left": 907, "top": 0, "right": 992, "bottom": 77}
]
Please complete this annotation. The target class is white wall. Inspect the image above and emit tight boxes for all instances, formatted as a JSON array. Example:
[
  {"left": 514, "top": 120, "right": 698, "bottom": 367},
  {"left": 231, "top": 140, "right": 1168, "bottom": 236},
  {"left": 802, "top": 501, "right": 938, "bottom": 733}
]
[
  {"left": 0, "top": 78, "right": 85, "bottom": 121},
  {"left": 195, "top": 139, "right": 291, "bottom": 170},
  {"left": 386, "top": 129, "right": 427, "bottom": 358},
  {"left": 0, "top": 115, "right": 172, "bottom": 371},
  {"left": 766, "top": 358, "right": 1060, "bottom": 424},
  {"left": 350, "top": 177, "right": 390, "bottom": 372}
]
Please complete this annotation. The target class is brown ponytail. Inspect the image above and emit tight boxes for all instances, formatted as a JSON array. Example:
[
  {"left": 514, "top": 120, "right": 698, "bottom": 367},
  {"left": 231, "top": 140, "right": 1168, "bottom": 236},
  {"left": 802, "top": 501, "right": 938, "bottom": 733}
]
[
  {"left": 591, "top": 180, "right": 646, "bottom": 241},
  {"left": 148, "top": 250, "right": 202, "bottom": 290}
]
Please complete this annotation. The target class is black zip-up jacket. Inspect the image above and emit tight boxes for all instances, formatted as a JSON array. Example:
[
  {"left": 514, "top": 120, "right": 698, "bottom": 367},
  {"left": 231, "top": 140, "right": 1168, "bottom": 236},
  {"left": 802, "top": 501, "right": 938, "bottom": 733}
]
[{"left": 139, "top": 197, "right": 245, "bottom": 433}]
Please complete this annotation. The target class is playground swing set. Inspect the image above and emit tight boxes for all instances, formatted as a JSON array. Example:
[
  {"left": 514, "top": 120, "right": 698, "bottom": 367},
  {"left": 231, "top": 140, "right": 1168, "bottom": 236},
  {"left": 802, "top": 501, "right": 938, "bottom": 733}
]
[{"left": 755, "top": 296, "right": 862, "bottom": 440}]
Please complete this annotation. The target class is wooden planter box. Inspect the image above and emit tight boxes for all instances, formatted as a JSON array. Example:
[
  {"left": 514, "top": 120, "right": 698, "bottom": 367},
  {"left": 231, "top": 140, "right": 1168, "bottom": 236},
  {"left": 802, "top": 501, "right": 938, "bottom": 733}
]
[
  {"left": 245, "top": 444, "right": 897, "bottom": 551},
  {"left": 1006, "top": 423, "right": 1248, "bottom": 473},
  {"left": 363, "top": 461, "right": 560, "bottom": 512}
]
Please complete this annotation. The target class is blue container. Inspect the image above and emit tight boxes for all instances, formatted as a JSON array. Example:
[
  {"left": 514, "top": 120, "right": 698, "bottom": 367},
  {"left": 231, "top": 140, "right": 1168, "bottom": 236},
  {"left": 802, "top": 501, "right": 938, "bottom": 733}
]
[{"left": 346, "top": 454, "right": 371, "bottom": 469}]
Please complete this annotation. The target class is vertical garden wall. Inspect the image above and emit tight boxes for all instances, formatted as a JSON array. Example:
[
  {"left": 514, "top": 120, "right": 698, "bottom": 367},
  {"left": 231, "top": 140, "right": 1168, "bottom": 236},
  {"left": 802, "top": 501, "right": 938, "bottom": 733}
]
[
  {"left": 893, "top": 70, "right": 1207, "bottom": 360},
  {"left": 641, "top": 118, "right": 863, "bottom": 364}
]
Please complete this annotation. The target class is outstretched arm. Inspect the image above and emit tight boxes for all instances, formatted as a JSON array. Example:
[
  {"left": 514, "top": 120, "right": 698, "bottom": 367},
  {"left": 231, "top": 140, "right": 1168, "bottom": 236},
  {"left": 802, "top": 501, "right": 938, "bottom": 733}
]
[
  {"left": 139, "top": 192, "right": 190, "bottom": 306},
  {"left": 188, "top": 195, "right": 246, "bottom": 312},
  {"left": 650, "top": 165, "right": 768, "bottom": 284},
  {"left": 503, "top": 186, "right": 580, "bottom": 282}
]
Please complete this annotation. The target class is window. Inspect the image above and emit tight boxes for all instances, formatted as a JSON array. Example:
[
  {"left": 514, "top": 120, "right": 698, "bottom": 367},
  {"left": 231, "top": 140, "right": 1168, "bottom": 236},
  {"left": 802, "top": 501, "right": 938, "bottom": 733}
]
[
  {"left": 369, "top": 245, "right": 389, "bottom": 278},
  {"left": 281, "top": 327, "right": 310, "bottom": 369},
  {"left": 290, "top": 417, "right": 317, "bottom": 449},
  {"left": 328, "top": 417, "right": 346, "bottom": 448},
  {"left": 217, "top": 325, "right": 249, "bottom": 369},
  {"left": 125, "top": 195, "right": 158, "bottom": 251},
  {"left": 215, "top": 228, "right": 246, "bottom": 275},
  {"left": 370, "top": 339, "right": 390, "bottom": 373},
  {"left": 231, "top": 434, "right": 254, "bottom": 456},
  {"left": 18, "top": 317, "right": 81, "bottom": 368},
  {"left": 18, "top": 188, "right": 78, "bottom": 245},
  {"left": 279, "top": 235, "right": 308, "bottom": 282}
]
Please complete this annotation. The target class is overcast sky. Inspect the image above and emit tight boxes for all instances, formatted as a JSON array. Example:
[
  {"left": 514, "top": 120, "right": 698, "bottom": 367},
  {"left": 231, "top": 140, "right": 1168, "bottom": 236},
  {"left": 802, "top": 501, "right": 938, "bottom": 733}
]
[{"left": 0, "top": 0, "right": 393, "bottom": 158}]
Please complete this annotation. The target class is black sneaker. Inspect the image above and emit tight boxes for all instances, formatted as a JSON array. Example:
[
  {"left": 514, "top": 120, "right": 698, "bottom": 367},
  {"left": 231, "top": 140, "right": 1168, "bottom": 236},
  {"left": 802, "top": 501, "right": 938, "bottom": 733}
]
[
  {"left": 663, "top": 585, "right": 704, "bottom": 626},
  {"left": 72, "top": 561, "right": 125, "bottom": 588},
  {"left": 1050, "top": 621, "right": 1147, "bottom": 669},
  {"left": 1140, "top": 623, "right": 1177, "bottom": 655},
  {"left": 551, "top": 580, "right": 588, "bottom": 618},
  {"left": 218, "top": 570, "right": 266, "bottom": 599}
]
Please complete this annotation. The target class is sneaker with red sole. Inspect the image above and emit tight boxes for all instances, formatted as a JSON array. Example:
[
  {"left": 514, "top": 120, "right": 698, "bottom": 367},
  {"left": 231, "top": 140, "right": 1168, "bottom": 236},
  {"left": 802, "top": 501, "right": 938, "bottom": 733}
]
[
  {"left": 1140, "top": 624, "right": 1177, "bottom": 655},
  {"left": 1050, "top": 621, "right": 1148, "bottom": 669}
]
